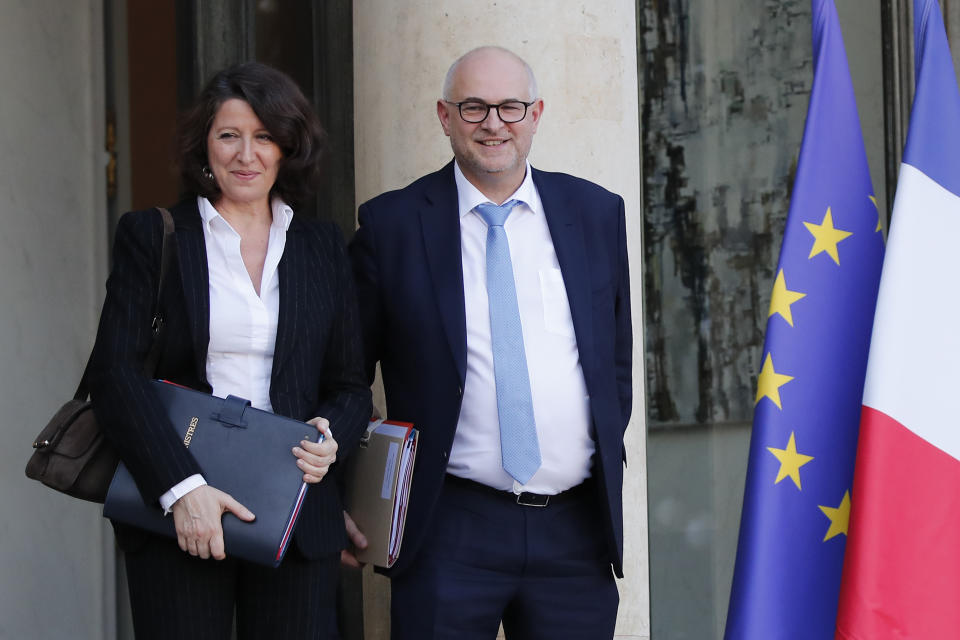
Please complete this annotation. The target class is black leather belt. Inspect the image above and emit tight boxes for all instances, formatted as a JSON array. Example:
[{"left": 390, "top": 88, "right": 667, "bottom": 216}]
[{"left": 444, "top": 474, "right": 590, "bottom": 508}]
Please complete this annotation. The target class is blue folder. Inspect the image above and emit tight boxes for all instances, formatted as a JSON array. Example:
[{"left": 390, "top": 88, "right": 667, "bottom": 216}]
[{"left": 103, "top": 380, "right": 320, "bottom": 567}]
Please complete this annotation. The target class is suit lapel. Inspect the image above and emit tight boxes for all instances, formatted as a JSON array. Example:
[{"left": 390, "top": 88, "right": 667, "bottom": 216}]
[
  {"left": 420, "top": 164, "right": 468, "bottom": 384},
  {"left": 170, "top": 200, "right": 211, "bottom": 384},
  {"left": 271, "top": 219, "right": 305, "bottom": 386},
  {"left": 533, "top": 169, "right": 595, "bottom": 372}
]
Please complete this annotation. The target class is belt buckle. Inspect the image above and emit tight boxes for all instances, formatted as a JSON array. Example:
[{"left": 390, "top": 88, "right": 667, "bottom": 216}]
[{"left": 516, "top": 492, "right": 549, "bottom": 507}]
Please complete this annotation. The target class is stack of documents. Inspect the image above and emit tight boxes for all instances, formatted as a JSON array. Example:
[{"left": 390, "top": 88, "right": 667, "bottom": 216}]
[{"left": 344, "top": 419, "right": 418, "bottom": 568}]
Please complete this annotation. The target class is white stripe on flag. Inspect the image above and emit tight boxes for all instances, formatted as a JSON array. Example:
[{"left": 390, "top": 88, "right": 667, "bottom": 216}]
[{"left": 863, "top": 162, "right": 960, "bottom": 461}]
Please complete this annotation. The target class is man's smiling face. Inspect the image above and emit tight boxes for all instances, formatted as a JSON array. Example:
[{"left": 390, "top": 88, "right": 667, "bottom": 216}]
[{"left": 438, "top": 48, "right": 543, "bottom": 194}]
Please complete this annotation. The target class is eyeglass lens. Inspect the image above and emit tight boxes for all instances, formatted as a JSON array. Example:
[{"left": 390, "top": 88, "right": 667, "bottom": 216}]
[{"left": 459, "top": 101, "right": 528, "bottom": 123}]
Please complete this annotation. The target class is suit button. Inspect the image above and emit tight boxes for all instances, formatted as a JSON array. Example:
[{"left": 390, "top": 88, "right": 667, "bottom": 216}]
[
  {"left": 457, "top": 386, "right": 462, "bottom": 397},
  {"left": 442, "top": 450, "right": 448, "bottom": 460}
]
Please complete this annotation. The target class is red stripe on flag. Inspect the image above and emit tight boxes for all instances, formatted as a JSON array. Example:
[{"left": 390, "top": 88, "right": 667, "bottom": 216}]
[{"left": 836, "top": 406, "right": 960, "bottom": 639}]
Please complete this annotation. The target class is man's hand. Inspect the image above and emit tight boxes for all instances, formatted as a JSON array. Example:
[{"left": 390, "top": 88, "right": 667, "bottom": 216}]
[
  {"left": 171, "top": 485, "right": 254, "bottom": 560},
  {"left": 295, "top": 417, "right": 338, "bottom": 483},
  {"left": 341, "top": 510, "right": 369, "bottom": 568}
]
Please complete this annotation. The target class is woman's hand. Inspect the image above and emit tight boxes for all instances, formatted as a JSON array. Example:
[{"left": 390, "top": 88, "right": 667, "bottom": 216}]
[
  {"left": 295, "top": 417, "right": 338, "bottom": 483},
  {"left": 171, "top": 485, "right": 255, "bottom": 560}
]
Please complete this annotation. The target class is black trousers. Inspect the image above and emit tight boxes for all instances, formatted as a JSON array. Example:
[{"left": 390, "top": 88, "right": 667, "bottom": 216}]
[{"left": 124, "top": 532, "right": 340, "bottom": 640}]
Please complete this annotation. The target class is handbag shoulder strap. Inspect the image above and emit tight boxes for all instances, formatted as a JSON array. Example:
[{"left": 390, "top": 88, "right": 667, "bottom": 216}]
[
  {"left": 73, "top": 207, "right": 177, "bottom": 400},
  {"left": 143, "top": 207, "right": 176, "bottom": 377}
]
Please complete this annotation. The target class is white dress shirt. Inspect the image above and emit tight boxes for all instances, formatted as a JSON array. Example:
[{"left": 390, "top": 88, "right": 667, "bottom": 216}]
[
  {"left": 447, "top": 162, "right": 594, "bottom": 495},
  {"left": 158, "top": 196, "right": 292, "bottom": 512}
]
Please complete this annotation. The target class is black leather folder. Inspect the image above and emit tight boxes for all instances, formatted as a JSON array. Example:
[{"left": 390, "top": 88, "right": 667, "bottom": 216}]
[{"left": 103, "top": 380, "right": 320, "bottom": 567}]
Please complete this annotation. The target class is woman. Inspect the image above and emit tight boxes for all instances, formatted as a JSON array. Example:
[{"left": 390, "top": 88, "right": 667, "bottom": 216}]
[{"left": 89, "top": 62, "right": 371, "bottom": 639}]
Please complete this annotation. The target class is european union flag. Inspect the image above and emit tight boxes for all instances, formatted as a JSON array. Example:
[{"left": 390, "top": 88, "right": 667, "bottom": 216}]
[{"left": 724, "top": 1, "right": 885, "bottom": 637}]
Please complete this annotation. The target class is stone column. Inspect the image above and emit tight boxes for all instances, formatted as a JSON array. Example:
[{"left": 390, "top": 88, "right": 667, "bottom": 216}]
[
  {"left": 0, "top": 2, "right": 114, "bottom": 638},
  {"left": 353, "top": 2, "right": 647, "bottom": 638}
]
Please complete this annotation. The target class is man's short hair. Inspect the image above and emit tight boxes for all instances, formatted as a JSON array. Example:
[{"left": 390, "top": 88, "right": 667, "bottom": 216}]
[{"left": 441, "top": 46, "right": 539, "bottom": 102}]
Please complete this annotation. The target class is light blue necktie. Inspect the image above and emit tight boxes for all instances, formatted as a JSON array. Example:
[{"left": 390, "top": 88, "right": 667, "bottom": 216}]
[{"left": 475, "top": 200, "right": 541, "bottom": 485}]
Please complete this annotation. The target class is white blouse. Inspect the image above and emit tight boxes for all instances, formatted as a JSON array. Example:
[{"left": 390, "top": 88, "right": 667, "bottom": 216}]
[
  {"left": 201, "top": 195, "right": 292, "bottom": 412},
  {"left": 158, "top": 196, "right": 292, "bottom": 512}
]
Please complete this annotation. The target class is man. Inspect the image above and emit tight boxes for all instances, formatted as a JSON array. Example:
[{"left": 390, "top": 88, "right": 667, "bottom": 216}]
[{"left": 348, "top": 46, "right": 632, "bottom": 639}]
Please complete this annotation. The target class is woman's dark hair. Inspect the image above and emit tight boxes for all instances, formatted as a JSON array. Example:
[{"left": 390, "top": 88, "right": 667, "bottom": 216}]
[{"left": 177, "top": 62, "right": 325, "bottom": 208}]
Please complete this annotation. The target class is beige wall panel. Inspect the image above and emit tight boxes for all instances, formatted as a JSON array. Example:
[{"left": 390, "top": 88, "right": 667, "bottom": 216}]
[
  {"left": 0, "top": 1, "right": 112, "bottom": 638},
  {"left": 354, "top": 1, "right": 647, "bottom": 638}
]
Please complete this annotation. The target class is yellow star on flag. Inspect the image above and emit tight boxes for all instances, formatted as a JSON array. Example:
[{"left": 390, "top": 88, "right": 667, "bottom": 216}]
[
  {"left": 869, "top": 196, "right": 887, "bottom": 242},
  {"left": 755, "top": 353, "right": 794, "bottom": 409},
  {"left": 767, "top": 432, "right": 814, "bottom": 490},
  {"left": 819, "top": 491, "right": 851, "bottom": 541},
  {"left": 869, "top": 195, "right": 885, "bottom": 236},
  {"left": 768, "top": 269, "right": 806, "bottom": 327},
  {"left": 804, "top": 207, "right": 852, "bottom": 264}
]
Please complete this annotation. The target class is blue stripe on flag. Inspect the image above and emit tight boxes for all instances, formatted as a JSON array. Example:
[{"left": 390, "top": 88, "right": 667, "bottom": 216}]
[{"left": 903, "top": 0, "right": 960, "bottom": 197}]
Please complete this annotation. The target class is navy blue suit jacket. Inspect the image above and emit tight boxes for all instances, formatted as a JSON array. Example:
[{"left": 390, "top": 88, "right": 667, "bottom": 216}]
[
  {"left": 349, "top": 162, "right": 632, "bottom": 576},
  {"left": 89, "top": 199, "right": 371, "bottom": 559}
]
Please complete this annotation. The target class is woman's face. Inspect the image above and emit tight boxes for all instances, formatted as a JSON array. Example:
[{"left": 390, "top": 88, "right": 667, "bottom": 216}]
[{"left": 206, "top": 98, "right": 282, "bottom": 211}]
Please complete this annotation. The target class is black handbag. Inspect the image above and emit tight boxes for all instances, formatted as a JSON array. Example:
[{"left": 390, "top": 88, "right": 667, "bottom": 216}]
[{"left": 25, "top": 207, "right": 176, "bottom": 502}]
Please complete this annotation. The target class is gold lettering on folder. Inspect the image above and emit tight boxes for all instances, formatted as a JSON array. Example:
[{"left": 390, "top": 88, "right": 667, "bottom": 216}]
[{"left": 184, "top": 417, "right": 198, "bottom": 448}]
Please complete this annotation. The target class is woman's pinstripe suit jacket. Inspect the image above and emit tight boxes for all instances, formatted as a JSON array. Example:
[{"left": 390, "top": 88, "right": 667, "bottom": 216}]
[{"left": 89, "top": 198, "right": 371, "bottom": 558}]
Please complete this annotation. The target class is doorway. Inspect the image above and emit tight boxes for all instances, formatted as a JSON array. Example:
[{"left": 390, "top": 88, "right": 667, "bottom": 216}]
[
  {"left": 104, "top": 2, "right": 358, "bottom": 638},
  {"left": 107, "top": 0, "right": 355, "bottom": 236}
]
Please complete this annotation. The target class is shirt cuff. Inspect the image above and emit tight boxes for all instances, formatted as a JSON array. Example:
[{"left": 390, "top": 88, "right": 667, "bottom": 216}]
[{"left": 159, "top": 474, "right": 207, "bottom": 514}]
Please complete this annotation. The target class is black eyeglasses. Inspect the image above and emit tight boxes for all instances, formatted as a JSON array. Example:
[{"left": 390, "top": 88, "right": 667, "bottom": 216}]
[{"left": 444, "top": 100, "right": 536, "bottom": 124}]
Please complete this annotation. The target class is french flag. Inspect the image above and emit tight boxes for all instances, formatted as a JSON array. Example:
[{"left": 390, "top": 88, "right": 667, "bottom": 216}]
[{"left": 835, "top": 1, "right": 960, "bottom": 637}]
